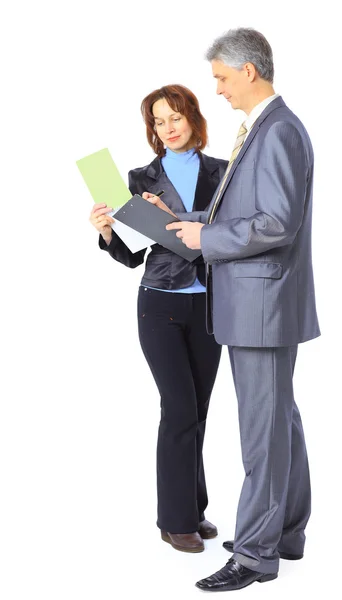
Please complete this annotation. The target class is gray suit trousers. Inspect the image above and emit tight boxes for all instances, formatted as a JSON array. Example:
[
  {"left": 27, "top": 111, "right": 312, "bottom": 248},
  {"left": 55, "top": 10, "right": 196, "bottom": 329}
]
[{"left": 228, "top": 345, "right": 311, "bottom": 574}]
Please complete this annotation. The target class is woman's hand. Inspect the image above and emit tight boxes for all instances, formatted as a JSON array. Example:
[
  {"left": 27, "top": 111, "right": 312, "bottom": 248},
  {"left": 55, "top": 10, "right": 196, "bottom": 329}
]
[
  {"left": 142, "top": 192, "right": 177, "bottom": 219},
  {"left": 89, "top": 203, "right": 115, "bottom": 245}
]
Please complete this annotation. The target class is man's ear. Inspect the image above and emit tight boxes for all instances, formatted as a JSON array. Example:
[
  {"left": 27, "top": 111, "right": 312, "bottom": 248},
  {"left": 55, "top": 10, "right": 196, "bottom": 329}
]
[{"left": 244, "top": 62, "right": 257, "bottom": 82}]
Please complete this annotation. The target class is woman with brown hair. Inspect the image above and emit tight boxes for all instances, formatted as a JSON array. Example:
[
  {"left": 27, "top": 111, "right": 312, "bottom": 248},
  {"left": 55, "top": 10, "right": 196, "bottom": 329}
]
[{"left": 89, "top": 85, "right": 227, "bottom": 553}]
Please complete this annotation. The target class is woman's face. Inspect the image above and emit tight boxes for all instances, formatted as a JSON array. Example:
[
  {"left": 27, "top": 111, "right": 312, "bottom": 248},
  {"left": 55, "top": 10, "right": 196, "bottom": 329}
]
[{"left": 152, "top": 98, "right": 194, "bottom": 153}]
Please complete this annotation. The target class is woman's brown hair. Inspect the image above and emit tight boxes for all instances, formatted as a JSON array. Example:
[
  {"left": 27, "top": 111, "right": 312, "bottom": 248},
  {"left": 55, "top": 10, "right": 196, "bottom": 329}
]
[{"left": 141, "top": 84, "right": 208, "bottom": 158}]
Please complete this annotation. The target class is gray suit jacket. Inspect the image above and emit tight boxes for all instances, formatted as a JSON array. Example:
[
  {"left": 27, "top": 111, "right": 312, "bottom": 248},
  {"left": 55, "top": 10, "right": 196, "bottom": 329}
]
[{"left": 182, "top": 97, "right": 320, "bottom": 347}]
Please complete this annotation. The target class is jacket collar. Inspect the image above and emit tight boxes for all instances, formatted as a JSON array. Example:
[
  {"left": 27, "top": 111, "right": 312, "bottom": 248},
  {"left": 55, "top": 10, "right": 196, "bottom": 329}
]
[
  {"left": 145, "top": 151, "right": 223, "bottom": 212},
  {"left": 145, "top": 151, "right": 221, "bottom": 180},
  {"left": 223, "top": 96, "right": 286, "bottom": 189}
]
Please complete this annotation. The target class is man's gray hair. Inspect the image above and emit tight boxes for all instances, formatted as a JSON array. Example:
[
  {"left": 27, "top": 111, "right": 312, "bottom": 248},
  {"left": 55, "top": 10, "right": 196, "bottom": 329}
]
[{"left": 206, "top": 28, "right": 274, "bottom": 83}]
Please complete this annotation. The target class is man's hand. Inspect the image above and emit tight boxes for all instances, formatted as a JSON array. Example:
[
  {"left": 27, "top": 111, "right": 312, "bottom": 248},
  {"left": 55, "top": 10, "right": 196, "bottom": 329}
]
[{"left": 166, "top": 221, "right": 204, "bottom": 250}]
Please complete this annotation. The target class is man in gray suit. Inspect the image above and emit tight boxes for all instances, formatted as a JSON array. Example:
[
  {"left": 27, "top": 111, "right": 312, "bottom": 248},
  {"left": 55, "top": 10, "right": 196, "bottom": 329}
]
[{"left": 164, "top": 27, "right": 320, "bottom": 592}]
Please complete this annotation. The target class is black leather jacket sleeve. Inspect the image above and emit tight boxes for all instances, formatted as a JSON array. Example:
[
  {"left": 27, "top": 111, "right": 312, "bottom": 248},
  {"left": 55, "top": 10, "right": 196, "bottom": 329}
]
[{"left": 98, "top": 171, "right": 147, "bottom": 268}]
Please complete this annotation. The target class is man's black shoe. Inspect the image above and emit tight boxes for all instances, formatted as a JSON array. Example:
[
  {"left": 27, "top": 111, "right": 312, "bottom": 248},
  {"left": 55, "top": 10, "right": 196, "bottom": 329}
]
[{"left": 195, "top": 558, "right": 277, "bottom": 592}]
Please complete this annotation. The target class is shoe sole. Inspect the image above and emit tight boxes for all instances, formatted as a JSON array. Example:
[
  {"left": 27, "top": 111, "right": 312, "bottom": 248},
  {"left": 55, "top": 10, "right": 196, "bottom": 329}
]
[
  {"left": 200, "top": 531, "right": 218, "bottom": 540},
  {"left": 257, "top": 573, "right": 278, "bottom": 583},
  {"left": 278, "top": 551, "right": 303, "bottom": 561},
  {"left": 161, "top": 531, "right": 204, "bottom": 553},
  {"left": 196, "top": 572, "right": 277, "bottom": 592}
]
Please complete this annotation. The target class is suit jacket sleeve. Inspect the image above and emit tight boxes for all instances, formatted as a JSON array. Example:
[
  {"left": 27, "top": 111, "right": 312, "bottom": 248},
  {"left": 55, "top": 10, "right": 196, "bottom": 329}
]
[
  {"left": 201, "top": 122, "right": 310, "bottom": 263},
  {"left": 99, "top": 170, "right": 147, "bottom": 268},
  {"left": 176, "top": 210, "right": 208, "bottom": 224}
]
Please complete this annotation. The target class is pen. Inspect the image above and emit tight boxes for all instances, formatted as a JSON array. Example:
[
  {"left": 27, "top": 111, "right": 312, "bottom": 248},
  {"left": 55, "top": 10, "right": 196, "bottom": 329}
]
[{"left": 153, "top": 189, "right": 165, "bottom": 197}]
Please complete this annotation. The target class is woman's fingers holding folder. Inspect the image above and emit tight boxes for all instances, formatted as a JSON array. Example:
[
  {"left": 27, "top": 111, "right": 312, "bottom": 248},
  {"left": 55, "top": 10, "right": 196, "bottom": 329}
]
[
  {"left": 142, "top": 192, "right": 159, "bottom": 204},
  {"left": 89, "top": 203, "right": 115, "bottom": 237},
  {"left": 142, "top": 192, "right": 177, "bottom": 218},
  {"left": 90, "top": 203, "right": 114, "bottom": 218}
]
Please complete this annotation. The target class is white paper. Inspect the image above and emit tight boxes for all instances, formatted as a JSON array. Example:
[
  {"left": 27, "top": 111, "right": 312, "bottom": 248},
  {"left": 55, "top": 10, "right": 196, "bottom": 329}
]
[{"left": 108, "top": 208, "right": 155, "bottom": 253}]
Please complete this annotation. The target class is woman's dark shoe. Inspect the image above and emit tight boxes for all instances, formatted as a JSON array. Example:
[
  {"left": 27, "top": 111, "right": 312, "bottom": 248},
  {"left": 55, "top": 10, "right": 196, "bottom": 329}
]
[
  {"left": 161, "top": 530, "right": 204, "bottom": 553},
  {"left": 222, "top": 540, "right": 303, "bottom": 560},
  {"left": 198, "top": 519, "right": 218, "bottom": 539}
]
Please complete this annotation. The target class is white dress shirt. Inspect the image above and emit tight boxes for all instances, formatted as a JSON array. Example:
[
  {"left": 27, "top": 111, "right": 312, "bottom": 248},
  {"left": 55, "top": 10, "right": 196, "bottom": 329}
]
[{"left": 244, "top": 93, "right": 280, "bottom": 139}]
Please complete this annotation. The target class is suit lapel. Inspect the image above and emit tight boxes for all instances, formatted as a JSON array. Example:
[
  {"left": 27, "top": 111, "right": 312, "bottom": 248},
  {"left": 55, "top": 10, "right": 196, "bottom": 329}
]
[
  {"left": 208, "top": 97, "right": 286, "bottom": 222},
  {"left": 146, "top": 157, "right": 187, "bottom": 211},
  {"left": 224, "top": 122, "right": 260, "bottom": 186},
  {"left": 193, "top": 154, "right": 222, "bottom": 211},
  {"left": 146, "top": 157, "right": 163, "bottom": 180}
]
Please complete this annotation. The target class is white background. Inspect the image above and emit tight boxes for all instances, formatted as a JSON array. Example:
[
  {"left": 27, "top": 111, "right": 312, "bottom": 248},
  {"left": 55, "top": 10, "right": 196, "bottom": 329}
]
[{"left": 1, "top": 1, "right": 341, "bottom": 598}]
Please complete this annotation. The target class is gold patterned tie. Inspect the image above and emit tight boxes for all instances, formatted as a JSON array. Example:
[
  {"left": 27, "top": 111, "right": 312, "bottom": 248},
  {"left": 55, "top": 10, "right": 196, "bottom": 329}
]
[{"left": 208, "top": 121, "right": 248, "bottom": 224}]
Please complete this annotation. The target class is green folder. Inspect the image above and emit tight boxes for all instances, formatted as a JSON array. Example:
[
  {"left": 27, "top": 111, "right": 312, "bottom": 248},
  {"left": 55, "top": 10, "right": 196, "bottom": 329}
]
[{"left": 76, "top": 148, "right": 132, "bottom": 209}]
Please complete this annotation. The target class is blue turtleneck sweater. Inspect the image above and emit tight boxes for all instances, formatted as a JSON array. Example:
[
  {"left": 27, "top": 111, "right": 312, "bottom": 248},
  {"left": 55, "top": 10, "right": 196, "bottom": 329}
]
[{"left": 145, "top": 147, "right": 206, "bottom": 294}]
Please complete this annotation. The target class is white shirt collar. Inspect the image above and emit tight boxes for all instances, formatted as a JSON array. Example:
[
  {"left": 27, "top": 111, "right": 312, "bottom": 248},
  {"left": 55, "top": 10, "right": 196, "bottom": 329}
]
[{"left": 245, "top": 93, "right": 280, "bottom": 134}]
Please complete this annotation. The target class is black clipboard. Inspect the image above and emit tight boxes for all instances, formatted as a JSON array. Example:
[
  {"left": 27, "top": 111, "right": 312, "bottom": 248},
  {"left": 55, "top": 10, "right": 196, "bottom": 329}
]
[{"left": 114, "top": 194, "right": 202, "bottom": 262}]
